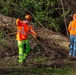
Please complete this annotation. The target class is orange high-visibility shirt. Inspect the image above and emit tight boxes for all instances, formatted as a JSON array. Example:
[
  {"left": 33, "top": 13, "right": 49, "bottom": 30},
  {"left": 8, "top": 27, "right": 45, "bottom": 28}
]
[
  {"left": 16, "top": 18, "right": 36, "bottom": 41},
  {"left": 68, "top": 20, "right": 76, "bottom": 35}
]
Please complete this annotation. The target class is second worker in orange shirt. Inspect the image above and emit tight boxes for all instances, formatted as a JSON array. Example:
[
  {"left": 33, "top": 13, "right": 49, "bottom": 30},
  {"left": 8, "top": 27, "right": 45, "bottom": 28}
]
[{"left": 68, "top": 13, "right": 76, "bottom": 57}]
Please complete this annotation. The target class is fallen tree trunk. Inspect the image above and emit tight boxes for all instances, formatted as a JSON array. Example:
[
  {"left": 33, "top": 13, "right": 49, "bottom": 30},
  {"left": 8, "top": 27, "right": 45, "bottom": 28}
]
[{"left": 35, "top": 28, "right": 70, "bottom": 56}]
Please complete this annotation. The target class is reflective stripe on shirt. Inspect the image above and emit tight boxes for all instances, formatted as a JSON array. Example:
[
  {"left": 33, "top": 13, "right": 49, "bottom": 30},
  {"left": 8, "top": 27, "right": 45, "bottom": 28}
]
[{"left": 71, "top": 28, "right": 76, "bottom": 30}]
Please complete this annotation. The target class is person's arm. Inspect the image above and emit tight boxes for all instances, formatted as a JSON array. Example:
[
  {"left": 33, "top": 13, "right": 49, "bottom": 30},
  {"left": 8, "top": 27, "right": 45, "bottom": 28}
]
[{"left": 29, "top": 26, "right": 37, "bottom": 38}]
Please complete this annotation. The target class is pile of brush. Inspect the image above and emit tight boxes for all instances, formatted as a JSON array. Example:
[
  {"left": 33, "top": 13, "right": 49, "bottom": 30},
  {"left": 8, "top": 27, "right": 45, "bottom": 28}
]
[{"left": 0, "top": 14, "right": 70, "bottom": 58}]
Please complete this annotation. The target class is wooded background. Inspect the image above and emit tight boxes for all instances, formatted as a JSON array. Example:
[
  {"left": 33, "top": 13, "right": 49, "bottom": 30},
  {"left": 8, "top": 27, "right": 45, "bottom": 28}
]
[{"left": 0, "top": 0, "right": 76, "bottom": 35}]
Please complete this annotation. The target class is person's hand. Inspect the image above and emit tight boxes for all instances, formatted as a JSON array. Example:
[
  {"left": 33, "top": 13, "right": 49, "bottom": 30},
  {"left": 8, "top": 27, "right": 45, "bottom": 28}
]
[{"left": 33, "top": 35, "right": 37, "bottom": 39}]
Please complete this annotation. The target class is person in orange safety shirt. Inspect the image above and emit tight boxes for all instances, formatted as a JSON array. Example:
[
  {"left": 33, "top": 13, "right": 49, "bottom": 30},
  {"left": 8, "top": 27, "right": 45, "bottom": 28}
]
[
  {"left": 16, "top": 14, "right": 37, "bottom": 64},
  {"left": 68, "top": 13, "right": 76, "bottom": 57}
]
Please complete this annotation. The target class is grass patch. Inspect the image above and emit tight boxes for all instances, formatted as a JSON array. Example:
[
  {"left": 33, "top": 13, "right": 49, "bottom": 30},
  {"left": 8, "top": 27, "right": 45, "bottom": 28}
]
[
  {"left": 33, "top": 56, "right": 49, "bottom": 62},
  {"left": 0, "top": 67, "right": 72, "bottom": 75}
]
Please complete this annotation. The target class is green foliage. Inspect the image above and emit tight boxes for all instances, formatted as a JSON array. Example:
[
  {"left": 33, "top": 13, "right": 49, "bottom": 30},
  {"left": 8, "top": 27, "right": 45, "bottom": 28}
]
[
  {"left": 0, "top": 0, "right": 13, "bottom": 15},
  {"left": 0, "top": 0, "right": 73, "bottom": 33},
  {"left": 48, "top": 18, "right": 60, "bottom": 32},
  {"left": 61, "top": 8, "right": 71, "bottom": 18}
]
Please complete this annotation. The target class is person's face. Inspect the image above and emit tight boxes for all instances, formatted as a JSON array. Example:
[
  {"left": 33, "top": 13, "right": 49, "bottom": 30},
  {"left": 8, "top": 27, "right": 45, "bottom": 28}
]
[{"left": 25, "top": 19, "right": 29, "bottom": 24}]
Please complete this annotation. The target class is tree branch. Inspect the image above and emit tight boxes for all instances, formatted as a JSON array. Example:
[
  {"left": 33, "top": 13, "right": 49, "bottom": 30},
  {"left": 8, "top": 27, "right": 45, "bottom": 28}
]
[{"left": 60, "top": 0, "right": 69, "bottom": 36}]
